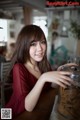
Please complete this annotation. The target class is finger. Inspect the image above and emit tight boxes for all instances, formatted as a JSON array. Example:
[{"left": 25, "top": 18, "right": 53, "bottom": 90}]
[
  {"left": 59, "top": 72, "right": 74, "bottom": 85},
  {"left": 57, "top": 63, "right": 77, "bottom": 71},
  {"left": 64, "top": 63, "right": 78, "bottom": 66},
  {"left": 57, "top": 77, "right": 71, "bottom": 86},
  {"left": 57, "top": 66, "right": 63, "bottom": 71},
  {"left": 60, "top": 75, "right": 73, "bottom": 83},
  {"left": 59, "top": 71, "right": 72, "bottom": 75},
  {"left": 56, "top": 81, "right": 67, "bottom": 88}
]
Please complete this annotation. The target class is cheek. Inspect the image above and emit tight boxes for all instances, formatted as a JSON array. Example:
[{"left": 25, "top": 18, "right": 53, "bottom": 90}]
[
  {"left": 29, "top": 48, "right": 35, "bottom": 56},
  {"left": 42, "top": 45, "right": 46, "bottom": 52}
]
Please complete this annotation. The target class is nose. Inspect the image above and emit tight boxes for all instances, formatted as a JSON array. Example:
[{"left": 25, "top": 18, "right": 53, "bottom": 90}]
[{"left": 36, "top": 42, "right": 42, "bottom": 51}]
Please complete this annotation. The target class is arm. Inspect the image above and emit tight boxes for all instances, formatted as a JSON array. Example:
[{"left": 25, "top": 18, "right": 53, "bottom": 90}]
[
  {"left": 13, "top": 87, "right": 56, "bottom": 120},
  {"left": 24, "top": 70, "right": 73, "bottom": 112},
  {"left": 24, "top": 75, "right": 45, "bottom": 112}
]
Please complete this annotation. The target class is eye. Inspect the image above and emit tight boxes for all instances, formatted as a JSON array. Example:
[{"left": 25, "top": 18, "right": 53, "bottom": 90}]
[
  {"left": 41, "top": 40, "right": 46, "bottom": 44},
  {"left": 30, "top": 42, "right": 37, "bottom": 46}
]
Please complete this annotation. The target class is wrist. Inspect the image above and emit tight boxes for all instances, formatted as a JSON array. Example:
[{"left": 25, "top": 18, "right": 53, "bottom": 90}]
[{"left": 39, "top": 73, "right": 46, "bottom": 84}]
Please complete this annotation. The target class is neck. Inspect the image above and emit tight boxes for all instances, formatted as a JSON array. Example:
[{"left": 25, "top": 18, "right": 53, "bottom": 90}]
[{"left": 25, "top": 61, "right": 39, "bottom": 72}]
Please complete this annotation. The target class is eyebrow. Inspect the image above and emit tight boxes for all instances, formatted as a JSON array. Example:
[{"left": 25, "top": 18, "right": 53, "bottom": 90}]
[
  {"left": 31, "top": 40, "right": 37, "bottom": 43},
  {"left": 31, "top": 39, "right": 45, "bottom": 43}
]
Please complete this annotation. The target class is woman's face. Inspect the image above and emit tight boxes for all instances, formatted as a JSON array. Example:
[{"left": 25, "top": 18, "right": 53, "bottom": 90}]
[{"left": 29, "top": 39, "right": 46, "bottom": 63}]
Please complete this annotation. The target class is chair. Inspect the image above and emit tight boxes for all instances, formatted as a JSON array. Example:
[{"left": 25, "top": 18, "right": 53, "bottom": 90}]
[{"left": 0, "top": 61, "right": 12, "bottom": 108}]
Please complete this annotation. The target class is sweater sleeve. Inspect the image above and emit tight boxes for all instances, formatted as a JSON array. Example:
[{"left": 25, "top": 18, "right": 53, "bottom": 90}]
[
  {"left": 5, "top": 64, "right": 30, "bottom": 117},
  {"left": 13, "top": 64, "right": 30, "bottom": 98}
]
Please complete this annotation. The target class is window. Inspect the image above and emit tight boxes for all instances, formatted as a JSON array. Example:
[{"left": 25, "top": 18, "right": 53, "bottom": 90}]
[
  {"left": 33, "top": 16, "right": 48, "bottom": 38},
  {"left": 0, "top": 19, "right": 7, "bottom": 42}
]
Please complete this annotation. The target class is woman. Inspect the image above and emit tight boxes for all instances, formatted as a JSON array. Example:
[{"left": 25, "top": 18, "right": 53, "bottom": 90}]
[{"left": 5, "top": 25, "right": 75, "bottom": 119}]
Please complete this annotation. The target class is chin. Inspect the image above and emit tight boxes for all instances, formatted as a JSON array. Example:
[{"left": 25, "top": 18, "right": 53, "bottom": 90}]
[{"left": 36, "top": 58, "right": 43, "bottom": 62}]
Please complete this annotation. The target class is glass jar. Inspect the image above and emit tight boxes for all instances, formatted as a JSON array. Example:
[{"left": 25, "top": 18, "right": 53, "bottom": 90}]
[{"left": 57, "top": 63, "right": 80, "bottom": 119}]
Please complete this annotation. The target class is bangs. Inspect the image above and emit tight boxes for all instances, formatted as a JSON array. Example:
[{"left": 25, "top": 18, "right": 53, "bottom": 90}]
[
  {"left": 30, "top": 34, "right": 46, "bottom": 45},
  {"left": 29, "top": 26, "right": 46, "bottom": 42}
]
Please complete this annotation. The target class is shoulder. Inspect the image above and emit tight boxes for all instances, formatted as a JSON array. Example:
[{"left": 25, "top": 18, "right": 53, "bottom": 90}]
[
  {"left": 13, "top": 63, "right": 22, "bottom": 68},
  {"left": 13, "top": 63, "right": 28, "bottom": 74},
  {"left": 13, "top": 63, "right": 25, "bottom": 71}
]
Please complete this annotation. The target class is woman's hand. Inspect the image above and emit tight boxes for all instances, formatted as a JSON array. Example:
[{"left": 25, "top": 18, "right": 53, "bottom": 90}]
[
  {"left": 57, "top": 63, "right": 77, "bottom": 71},
  {"left": 42, "top": 71, "right": 73, "bottom": 88}
]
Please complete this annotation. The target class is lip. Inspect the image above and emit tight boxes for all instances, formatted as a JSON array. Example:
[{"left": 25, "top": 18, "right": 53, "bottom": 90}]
[
  {"left": 36, "top": 52, "right": 43, "bottom": 55},
  {"left": 36, "top": 53, "right": 43, "bottom": 57}
]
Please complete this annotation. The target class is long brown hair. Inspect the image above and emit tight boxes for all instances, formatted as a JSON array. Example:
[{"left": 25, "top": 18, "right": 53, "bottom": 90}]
[{"left": 9, "top": 25, "right": 51, "bottom": 78}]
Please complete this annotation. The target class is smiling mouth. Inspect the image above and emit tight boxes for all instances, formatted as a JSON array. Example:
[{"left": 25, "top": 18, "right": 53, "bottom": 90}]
[{"left": 36, "top": 53, "right": 43, "bottom": 57}]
